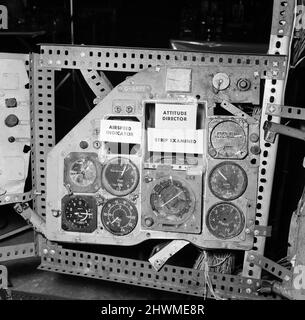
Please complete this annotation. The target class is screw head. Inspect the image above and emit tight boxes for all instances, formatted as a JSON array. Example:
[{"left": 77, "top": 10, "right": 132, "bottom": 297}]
[
  {"left": 247, "top": 279, "right": 253, "bottom": 285},
  {"left": 246, "top": 288, "right": 252, "bottom": 294},
  {"left": 250, "top": 133, "right": 259, "bottom": 143},
  {"left": 93, "top": 140, "right": 101, "bottom": 149},
  {"left": 42, "top": 249, "right": 48, "bottom": 255},
  {"left": 250, "top": 146, "right": 261, "bottom": 155},
  {"left": 50, "top": 249, "right": 55, "bottom": 255},
  {"left": 144, "top": 217, "right": 154, "bottom": 227},
  {"left": 209, "top": 148, "right": 217, "bottom": 157}
]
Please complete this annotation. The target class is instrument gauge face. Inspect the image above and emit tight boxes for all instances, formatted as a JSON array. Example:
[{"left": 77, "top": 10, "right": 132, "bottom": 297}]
[
  {"left": 102, "top": 157, "right": 139, "bottom": 196},
  {"left": 206, "top": 203, "right": 245, "bottom": 239},
  {"left": 150, "top": 179, "right": 195, "bottom": 224},
  {"left": 210, "top": 120, "right": 247, "bottom": 158},
  {"left": 101, "top": 198, "right": 138, "bottom": 236},
  {"left": 69, "top": 158, "right": 97, "bottom": 187},
  {"left": 209, "top": 162, "right": 247, "bottom": 200},
  {"left": 62, "top": 196, "right": 97, "bottom": 233}
]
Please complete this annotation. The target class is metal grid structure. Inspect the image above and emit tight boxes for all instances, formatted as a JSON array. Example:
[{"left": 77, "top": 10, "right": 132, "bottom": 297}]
[{"left": 0, "top": 0, "right": 299, "bottom": 300}]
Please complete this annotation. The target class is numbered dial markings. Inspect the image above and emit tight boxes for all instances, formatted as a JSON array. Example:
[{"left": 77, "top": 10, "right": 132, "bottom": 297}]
[
  {"left": 206, "top": 203, "right": 245, "bottom": 239},
  {"left": 63, "top": 196, "right": 96, "bottom": 232},
  {"left": 69, "top": 158, "right": 97, "bottom": 187},
  {"left": 209, "top": 162, "right": 247, "bottom": 200},
  {"left": 101, "top": 198, "right": 138, "bottom": 236},
  {"left": 210, "top": 120, "right": 247, "bottom": 158},
  {"left": 102, "top": 157, "right": 139, "bottom": 196},
  {"left": 150, "top": 179, "right": 194, "bottom": 224}
]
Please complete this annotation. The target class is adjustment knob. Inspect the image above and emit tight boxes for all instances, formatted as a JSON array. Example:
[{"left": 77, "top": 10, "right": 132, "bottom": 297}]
[
  {"left": 237, "top": 78, "right": 251, "bottom": 91},
  {"left": 5, "top": 114, "right": 19, "bottom": 127}
]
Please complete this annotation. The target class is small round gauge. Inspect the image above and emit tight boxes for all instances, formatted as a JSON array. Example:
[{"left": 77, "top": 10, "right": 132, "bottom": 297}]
[
  {"left": 69, "top": 158, "right": 97, "bottom": 187},
  {"left": 63, "top": 196, "right": 96, "bottom": 231},
  {"left": 206, "top": 203, "right": 245, "bottom": 239},
  {"left": 150, "top": 179, "right": 195, "bottom": 224},
  {"left": 212, "top": 72, "right": 230, "bottom": 91},
  {"left": 102, "top": 157, "right": 139, "bottom": 196},
  {"left": 101, "top": 198, "right": 138, "bottom": 236},
  {"left": 210, "top": 120, "right": 247, "bottom": 158},
  {"left": 209, "top": 162, "right": 247, "bottom": 200}
]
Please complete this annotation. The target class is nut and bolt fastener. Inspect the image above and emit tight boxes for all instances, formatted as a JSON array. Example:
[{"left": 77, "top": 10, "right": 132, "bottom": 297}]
[{"left": 250, "top": 133, "right": 259, "bottom": 143}]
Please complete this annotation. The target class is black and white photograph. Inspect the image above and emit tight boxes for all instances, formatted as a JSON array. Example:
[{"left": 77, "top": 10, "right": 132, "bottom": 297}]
[{"left": 0, "top": 0, "right": 304, "bottom": 317}]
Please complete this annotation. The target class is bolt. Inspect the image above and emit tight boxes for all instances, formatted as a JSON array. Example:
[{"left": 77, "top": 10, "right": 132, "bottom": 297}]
[
  {"left": 254, "top": 230, "right": 260, "bottom": 236},
  {"left": 42, "top": 249, "right": 48, "bottom": 255},
  {"left": 47, "top": 60, "right": 53, "bottom": 65},
  {"left": 144, "top": 217, "right": 154, "bottom": 227},
  {"left": 56, "top": 60, "right": 61, "bottom": 65},
  {"left": 272, "top": 70, "right": 279, "bottom": 76},
  {"left": 246, "top": 288, "right": 252, "bottom": 294},
  {"left": 245, "top": 228, "right": 251, "bottom": 234},
  {"left": 93, "top": 140, "right": 101, "bottom": 149},
  {"left": 80, "top": 52, "right": 85, "bottom": 57},
  {"left": 249, "top": 255, "right": 255, "bottom": 261},
  {"left": 250, "top": 146, "right": 261, "bottom": 155},
  {"left": 250, "top": 133, "right": 259, "bottom": 143},
  {"left": 114, "top": 105, "right": 122, "bottom": 113},
  {"left": 126, "top": 105, "right": 134, "bottom": 113},
  {"left": 52, "top": 210, "right": 61, "bottom": 217},
  {"left": 144, "top": 176, "right": 153, "bottom": 183},
  {"left": 247, "top": 279, "right": 253, "bottom": 285},
  {"left": 8, "top": 136, "right": 15, "bottom": 143},
  {"left": 50, "top": 249, "right": 55, "bottom": 255}
]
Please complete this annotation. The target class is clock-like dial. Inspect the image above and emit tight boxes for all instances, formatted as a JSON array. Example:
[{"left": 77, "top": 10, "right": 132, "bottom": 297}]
[
  {"left": 62, "top": 196, "right": 97, "bottom": 232},
  {"left": 102, "top": 157, "right": 139, "bottom": 196},
  {"left": 209, "top": 162, "right": 247, "bottom": 200},
  {"left": 150, "top": 178, "right": 195, "bottom": 224},
  {"left": 206, "top": 203, "right": 245, "bottom": 239},
  {"left": 101, "top": 198, "right": 138, "bottom": 236}
]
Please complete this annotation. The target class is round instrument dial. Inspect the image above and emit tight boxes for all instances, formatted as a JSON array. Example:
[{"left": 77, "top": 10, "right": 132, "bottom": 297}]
[
  {"left": 212, "top": 73, "right": 230, "bottom": 91},
  {"left": 150, "top": 179, "right": 194, "bottom": 224},
  {"left": 206, "top": 203, "right": 245, "bottom": 239},
  {"left": 101, "top": 198, "right": 138, "bottom": 236},
  {"left": 102, "top": 157, "right": 139, "bottom": 196},
  {"left": 69, "top": 158, "right": 97, "bottom": 187},
  {"left": 209, "top": 162, "right": 247, "bottom": 200},
  {"left": 64, "top": 197, "right": 95, "bottom": 230},
  {"left": 210, "top": 120, "right": 247, "bottom": 158}
]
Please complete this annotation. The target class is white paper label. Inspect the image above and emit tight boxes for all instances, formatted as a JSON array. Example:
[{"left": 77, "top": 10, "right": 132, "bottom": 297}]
[
  {"left": 147, "top": 128, "right": 203, "bottom": 154},
  {"left": 166, "top": 68, "right": 192, "bottom": 92},
  {"left": 100, "top": 120, "right": 142, "bottom": 144},
  {"left": 155, "top": 103, "right": 197, "bottom": 129}
]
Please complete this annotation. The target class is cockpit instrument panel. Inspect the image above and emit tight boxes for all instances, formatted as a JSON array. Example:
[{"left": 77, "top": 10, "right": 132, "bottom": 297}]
[{"left": 46, "top": 57, "right": 262, "bottom": 250}]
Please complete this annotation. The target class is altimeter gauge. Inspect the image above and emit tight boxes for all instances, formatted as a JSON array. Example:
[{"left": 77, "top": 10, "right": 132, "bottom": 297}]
[
  {"left": 101, "top": 198, "right": 138, "bottom": 236},
  {"left": 102, "top": 157, "right": 139, "bottom": 196},
  {"left": 62, "top": 195, "right": 97, "bottom": 233},
  {"left": 209, "top": 162, "right": 247, "bottom": 200},
  {"left": 150, "top": 178, "right": 195, "bottom": 224},
  {"left": 206, "top": 203, "right": 245, "bottom": 239}
]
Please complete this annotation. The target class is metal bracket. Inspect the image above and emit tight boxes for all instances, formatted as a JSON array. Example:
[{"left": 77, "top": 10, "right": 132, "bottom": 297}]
[
  {"left": 0, "top": 243, "right": 36, "bottom": 263},
  {"left": 266, "top": 104, "right": 305, "bottom": 120},
  {"left": 38, "top": 242, "right": 272, "bottom": 300},
  {"left": 220, "top": 100, "right": 257, "bottom": 123},
  {"left": 247, "top": 252, "right": 293, "bottom": 282},
  {"left": 0, "top": 265, "right": 8, "bottom": 289},
  {"left": 0, "top": 190, "right": 34, "bottom": 206},
  {"left": 263, "top": 121, "right": 305, "bottom": 143},
  {"left": 149, "top": 240, "right": 189, "bottom": 271},
  {"left": 253, "top": 225, "right": 272, "bottom": 237},
  {"left": 80, "top": 69, "right": 113, "bottom": 104},
  {"left": 14, "top": 203, "right": 47, "bottom": 236}
]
